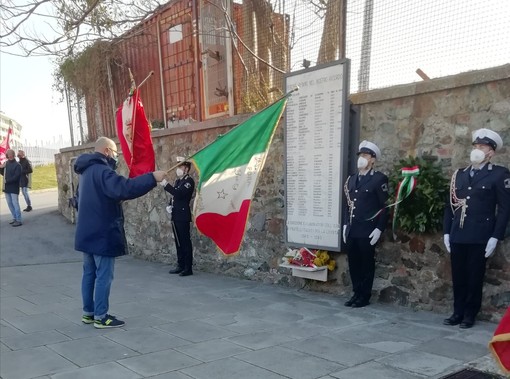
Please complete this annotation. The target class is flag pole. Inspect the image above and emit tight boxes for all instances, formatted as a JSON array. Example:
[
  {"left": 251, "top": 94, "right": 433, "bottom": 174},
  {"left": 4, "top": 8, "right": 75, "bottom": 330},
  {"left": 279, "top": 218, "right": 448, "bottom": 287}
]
[
  {"left": 165, "top": 86, "right": 299, "bottom": 174},
  {"left": 137, "top": 71, "right": 155, "bottom": 90},
  {"left": 127, "top": 69, "right": 137, "bottom": 170}
]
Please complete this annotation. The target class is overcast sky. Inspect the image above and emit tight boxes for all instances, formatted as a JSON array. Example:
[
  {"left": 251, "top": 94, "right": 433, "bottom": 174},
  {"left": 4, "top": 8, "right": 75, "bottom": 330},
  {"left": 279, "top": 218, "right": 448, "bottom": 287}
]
[{"left": 0, "top": 53, "right": 70, "bottom": 146}]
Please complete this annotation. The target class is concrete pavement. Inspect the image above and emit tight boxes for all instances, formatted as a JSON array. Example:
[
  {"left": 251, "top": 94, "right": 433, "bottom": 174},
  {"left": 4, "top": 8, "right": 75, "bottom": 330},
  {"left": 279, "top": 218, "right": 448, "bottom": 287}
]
[{"left": 0, "top": 189, "right": 506, "bottom": 378}]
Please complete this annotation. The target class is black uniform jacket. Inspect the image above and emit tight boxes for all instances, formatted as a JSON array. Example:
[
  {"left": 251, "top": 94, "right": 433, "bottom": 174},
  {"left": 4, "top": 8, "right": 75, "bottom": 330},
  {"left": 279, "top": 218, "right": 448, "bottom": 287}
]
[
  {"left": 444, "top": 163, "right": 510, "bottom": 244},
  {"left": 164, "top": 174, "right": 195, "bottom": 222},
  {"left": 343, "top": 169, "right": 389, "bottom": 238}
]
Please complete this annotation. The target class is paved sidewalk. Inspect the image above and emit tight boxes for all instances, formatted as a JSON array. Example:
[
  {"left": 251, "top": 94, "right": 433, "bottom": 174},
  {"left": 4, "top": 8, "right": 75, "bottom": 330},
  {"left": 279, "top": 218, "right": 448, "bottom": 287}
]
[{"left": 0, "top": 191, "right": 505, "bottom": 379}]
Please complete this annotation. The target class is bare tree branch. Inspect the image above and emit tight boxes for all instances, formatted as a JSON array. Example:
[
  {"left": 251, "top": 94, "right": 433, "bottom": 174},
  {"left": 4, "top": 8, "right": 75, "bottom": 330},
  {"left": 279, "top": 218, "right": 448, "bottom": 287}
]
[{"left": 0, "top": 0, "right": 165, "bottom": 58}]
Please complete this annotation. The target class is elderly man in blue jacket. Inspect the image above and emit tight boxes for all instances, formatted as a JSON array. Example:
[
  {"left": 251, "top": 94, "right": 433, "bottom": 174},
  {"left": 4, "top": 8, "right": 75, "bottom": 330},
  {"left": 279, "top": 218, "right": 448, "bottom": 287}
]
[
  {"left": 74, "top": 137, "right": 167, "bottom": 328},
  {"left": 443, "top": 128, "right": 510, "bottom": 329}
]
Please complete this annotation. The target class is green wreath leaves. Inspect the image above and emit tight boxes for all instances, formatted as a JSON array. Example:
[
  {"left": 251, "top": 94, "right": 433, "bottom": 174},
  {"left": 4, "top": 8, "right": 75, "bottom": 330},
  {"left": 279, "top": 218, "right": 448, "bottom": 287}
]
[{"left": 388, "top": 157, "right": 448, "bottom": 234}]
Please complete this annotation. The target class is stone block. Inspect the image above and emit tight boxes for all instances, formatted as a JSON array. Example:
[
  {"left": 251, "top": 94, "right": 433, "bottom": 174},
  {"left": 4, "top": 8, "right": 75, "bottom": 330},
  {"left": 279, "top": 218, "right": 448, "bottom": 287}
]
[{"left": 379, "top": 285, "right": 409, "bottom": 306}]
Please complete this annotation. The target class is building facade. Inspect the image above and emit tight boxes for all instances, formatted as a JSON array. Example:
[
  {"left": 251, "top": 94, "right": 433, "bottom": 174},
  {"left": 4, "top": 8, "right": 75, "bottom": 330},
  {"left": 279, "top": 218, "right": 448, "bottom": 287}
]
[{"left": 0, "top": 112, "right": 23, "bottom": 149}]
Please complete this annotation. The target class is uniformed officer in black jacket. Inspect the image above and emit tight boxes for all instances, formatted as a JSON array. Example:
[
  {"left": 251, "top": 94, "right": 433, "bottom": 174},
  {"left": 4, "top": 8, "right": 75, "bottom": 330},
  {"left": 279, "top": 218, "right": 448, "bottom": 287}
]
[
  {"left": 342, "top": 141, "right": 389, "bottom": 308},
  {"left": 161, "top": 157, "right": 195, "bottom": 276},
  {"left": 443, "top": 128, "right": 510, "bottom": 329}
]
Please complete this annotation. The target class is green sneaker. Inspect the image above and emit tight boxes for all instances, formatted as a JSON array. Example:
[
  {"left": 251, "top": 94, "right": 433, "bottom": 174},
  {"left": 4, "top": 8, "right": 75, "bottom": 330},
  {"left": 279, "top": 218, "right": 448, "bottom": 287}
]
[
  {"left": 94, "top": 314, "right": 125, "bottom": 329},
  {"left": 81, "top": 315, "right": 94, "bottom": 324}
]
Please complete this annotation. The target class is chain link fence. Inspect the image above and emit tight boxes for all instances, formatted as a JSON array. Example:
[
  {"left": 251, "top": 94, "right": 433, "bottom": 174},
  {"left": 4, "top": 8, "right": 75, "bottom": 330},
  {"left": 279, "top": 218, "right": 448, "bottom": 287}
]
[
  {"left": 269, "top": 0, "right": 509, "bottom": 93},
  {"left": 64, "top": 0, "right": 509, "bottom": 141}
]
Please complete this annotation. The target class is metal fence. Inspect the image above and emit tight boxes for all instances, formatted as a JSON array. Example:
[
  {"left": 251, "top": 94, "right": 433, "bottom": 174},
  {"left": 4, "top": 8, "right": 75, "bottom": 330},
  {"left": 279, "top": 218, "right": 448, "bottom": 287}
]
[
  {"left": 20, "top": 146, "right": 60, "bottom": 166},
  {"left": 286, "top": 0, "right": 510, "bottom": 92}
]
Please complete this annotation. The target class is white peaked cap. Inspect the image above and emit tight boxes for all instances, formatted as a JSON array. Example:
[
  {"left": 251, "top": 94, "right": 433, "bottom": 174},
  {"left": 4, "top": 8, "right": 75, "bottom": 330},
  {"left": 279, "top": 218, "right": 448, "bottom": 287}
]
[
  {"left": 472, "top": 128, "right": 503, "bottom": 150},
  {"left": 176, "top": 156, "right": 186, "bottom": 162},
  {"left": 358, "top": 140, "right": 381, "bottom": 159}
]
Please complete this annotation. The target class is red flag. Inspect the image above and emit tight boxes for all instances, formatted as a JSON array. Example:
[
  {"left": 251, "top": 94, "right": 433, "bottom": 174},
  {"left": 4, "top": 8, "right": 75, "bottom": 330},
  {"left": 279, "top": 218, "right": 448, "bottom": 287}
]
[
  {"left": 115, "top": 88, "right": 155, "bottom": 178},
  {"left": 489, "top": 306, "right": 510, "bottom": 374},
  {"left": 0, "top": 125, "right": 13, "bottom": 165}
]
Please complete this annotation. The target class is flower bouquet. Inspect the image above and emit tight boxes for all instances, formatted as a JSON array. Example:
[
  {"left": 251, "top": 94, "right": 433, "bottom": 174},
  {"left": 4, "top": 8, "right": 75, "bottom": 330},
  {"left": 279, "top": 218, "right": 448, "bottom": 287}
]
[{"left": 282, "top": 248, "right": 336, "bottom": 271}]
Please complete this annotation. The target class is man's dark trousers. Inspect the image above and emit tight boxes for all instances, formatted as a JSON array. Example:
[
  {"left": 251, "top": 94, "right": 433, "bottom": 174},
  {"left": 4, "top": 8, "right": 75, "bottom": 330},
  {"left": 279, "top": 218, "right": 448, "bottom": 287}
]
[
  {"left": 450, "top": 243, "right": 486, "bottom": 320},
  {"left": 346, "top": 237, "right": 375, "bottom": 301},
  {"left": 173, "top": 221, "right": 192, "bottom": 272}
]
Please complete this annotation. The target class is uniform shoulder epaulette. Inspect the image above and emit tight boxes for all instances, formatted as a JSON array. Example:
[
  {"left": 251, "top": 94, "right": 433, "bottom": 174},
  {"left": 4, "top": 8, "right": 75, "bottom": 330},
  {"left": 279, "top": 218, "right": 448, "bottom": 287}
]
[{"left": 491, "top": 164, "right": 510, "bottom": 172}]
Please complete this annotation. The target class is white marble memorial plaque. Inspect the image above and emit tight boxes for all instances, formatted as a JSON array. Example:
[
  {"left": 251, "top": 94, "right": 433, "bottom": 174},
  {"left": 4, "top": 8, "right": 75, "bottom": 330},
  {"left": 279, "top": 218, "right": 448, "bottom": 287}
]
[{"left": 284, "top": 60, "right": 350, "bottom": 251}]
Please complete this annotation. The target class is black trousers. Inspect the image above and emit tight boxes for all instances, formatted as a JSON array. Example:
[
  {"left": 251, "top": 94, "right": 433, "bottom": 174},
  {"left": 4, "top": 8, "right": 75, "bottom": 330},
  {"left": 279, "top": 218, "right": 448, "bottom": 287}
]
[
  {"left": 173, "top": 221, "right": 193, "bottom": 272},
  {"left": 450, "top": 243, "right": 486, "bottom": 319},
  {"left": 346, "top": 237, "right": 375, "bottom": 300}
]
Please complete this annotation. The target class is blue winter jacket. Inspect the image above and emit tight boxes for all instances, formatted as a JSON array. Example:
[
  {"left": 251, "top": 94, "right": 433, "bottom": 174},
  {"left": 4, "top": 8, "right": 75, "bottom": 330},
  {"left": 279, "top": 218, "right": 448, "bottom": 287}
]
[{"left": 74, "top": 152, "right": 157, "bottom": 257}]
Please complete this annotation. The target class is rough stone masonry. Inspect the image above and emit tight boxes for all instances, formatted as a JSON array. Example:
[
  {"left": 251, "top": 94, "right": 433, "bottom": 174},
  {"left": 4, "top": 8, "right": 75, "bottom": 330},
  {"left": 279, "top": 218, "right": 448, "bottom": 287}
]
[{"left": 55, "top": 64, "right": 510, "bottom": 322}]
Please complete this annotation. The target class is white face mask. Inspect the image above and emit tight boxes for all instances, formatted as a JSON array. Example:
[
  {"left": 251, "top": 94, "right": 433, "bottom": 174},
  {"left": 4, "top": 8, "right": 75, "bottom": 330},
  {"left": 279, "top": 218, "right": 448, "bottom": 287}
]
[
  {"left": 357, "top": 156, "right": 369, "bottom": 169},
  {"left": 176, "top": 168, "right": 184, "bottom": 177},
  {"left": 470, "top": 149, "right": 486, "bottom": 165}
]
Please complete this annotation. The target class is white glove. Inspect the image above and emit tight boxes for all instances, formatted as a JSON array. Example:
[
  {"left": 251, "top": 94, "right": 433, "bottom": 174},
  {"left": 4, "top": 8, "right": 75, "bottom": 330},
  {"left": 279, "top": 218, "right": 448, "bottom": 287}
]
[
  {"left": 369, "top": 228, "right": 382, "bottom": 245},
  {"left": 342, "top": 225, "right": 347, "bottom": 244},
  {"left": 160, "top": 179, "right": 168, "bottom": 187},
  {"left": 485, "top": 237, "right": 498, "bottom": 258},
  {"left": 443, "top": 234, "right": 451, "bottom": 253}
]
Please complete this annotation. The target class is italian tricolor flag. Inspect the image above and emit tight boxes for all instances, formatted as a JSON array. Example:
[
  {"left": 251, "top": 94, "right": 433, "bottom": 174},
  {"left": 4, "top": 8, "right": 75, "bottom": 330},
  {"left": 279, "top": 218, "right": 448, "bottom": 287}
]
[{"left": 191, "top": 98, "right": 287, "bottom": 255}]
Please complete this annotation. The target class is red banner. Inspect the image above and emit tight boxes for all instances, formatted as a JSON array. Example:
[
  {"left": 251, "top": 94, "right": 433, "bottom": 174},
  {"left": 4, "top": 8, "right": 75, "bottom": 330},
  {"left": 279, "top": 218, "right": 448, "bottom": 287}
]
[
  {"left": 115, "top": 89, "right": 155, "bottom": 178},
  {"left": 0, "top": 125, "right": 13, "bottom": 164}
]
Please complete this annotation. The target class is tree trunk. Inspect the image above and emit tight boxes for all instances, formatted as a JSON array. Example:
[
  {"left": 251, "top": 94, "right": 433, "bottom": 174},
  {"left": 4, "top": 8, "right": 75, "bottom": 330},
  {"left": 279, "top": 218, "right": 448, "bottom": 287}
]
[{"left": 317, "top": 0, "right": 344, "bottom": 64}]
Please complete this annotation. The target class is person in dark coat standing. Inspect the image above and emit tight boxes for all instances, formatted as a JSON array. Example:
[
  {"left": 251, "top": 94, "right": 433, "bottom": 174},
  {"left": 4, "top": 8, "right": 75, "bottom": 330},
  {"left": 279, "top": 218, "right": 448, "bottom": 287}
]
[
  {"left": 162, "top": 156, "right": 195, "bottom": 276},
  {"left": 443, "top": 128, "right": 510, "bottom": 329},
  {"left": 0, "top": 149, "right": 23, "bottom": 226},
  {"left": 74, "top": 137, "right": 167, "bottom": 328},
  {"left": 342, "top": 141, "right": 389, "bottom": 308},
  {"left": 17, "top": 150, "right": 33, "bottom": 212}
]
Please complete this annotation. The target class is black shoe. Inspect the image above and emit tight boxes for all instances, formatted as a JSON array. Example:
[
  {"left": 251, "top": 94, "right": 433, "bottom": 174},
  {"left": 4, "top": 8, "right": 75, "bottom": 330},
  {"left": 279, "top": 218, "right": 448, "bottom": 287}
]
[
  {"left": 344, "top": 295, "right": 358, "bottom": 307},
  {"left": 23, "top": 206, "right": 32, "bottom": 212},
  {"left": 168, "top": 267, "right": 183, "bottom": 274},
  {"left": 94, "top": 314, "right": 125, "bottom": 329},
  {"left": 11, "top": 221, "right": 23, "bottom": 227},
  {"left": 179, "top": 271, "right": 193, "bottom": 277},
  {"left": 352, "top": 298, "right": 370, "bottom": 308},
  {"left": 443, "top": 314, "right": 463, "bottom": 326},
  {"left": 459, "top": 317, "right": 475, "bottom": 329}
]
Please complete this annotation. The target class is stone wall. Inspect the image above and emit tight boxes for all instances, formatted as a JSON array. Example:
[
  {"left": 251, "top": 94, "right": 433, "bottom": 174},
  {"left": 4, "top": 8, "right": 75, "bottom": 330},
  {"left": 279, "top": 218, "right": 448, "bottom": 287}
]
[{"left": 55, "top": 64, "right": 510, "bottom": 322}]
